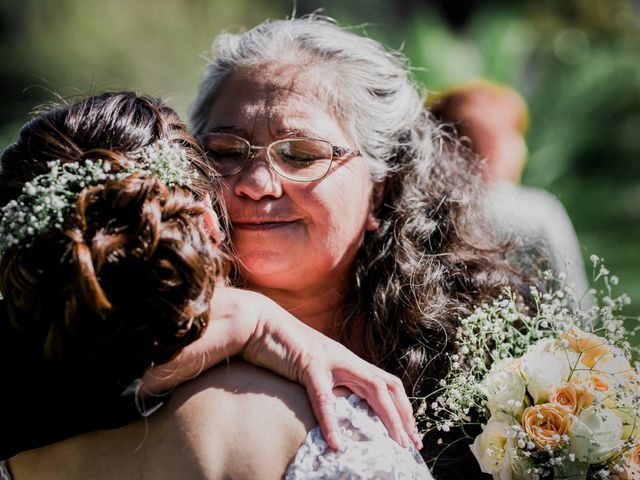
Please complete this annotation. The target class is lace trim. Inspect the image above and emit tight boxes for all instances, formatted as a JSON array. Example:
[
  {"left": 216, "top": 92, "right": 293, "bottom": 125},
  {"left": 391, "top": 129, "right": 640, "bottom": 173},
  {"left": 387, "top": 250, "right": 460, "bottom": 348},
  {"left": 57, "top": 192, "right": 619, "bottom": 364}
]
[
  {"left": 0, "top": 461, "right": 12, "bottom": 480},
  {"left": 285, "top": 394, "right": 433, "bottom": 479}
]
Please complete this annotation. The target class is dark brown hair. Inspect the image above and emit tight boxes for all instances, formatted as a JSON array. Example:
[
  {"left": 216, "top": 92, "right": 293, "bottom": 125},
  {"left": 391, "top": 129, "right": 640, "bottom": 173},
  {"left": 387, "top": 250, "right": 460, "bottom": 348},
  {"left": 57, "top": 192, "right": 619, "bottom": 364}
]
[{"left": 0, "top": 92, "right": 227, "bottom": 387}]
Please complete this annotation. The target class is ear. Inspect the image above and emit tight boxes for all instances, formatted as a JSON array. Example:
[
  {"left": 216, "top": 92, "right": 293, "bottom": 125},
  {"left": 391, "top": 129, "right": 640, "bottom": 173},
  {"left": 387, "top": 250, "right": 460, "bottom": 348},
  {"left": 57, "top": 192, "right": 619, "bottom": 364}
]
[
  {"left": 365, "top": 180, "right": 386, "bottom": 232},
  {"left": 202, "top": 193, "right": 222, "bottom": 245}
]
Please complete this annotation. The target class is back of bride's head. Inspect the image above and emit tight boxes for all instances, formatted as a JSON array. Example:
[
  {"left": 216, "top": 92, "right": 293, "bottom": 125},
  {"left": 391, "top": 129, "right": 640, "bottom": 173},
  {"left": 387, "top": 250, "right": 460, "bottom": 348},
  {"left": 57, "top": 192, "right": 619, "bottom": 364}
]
[{"left": 0, "top": 92, "right": 225, "bottom": 385}]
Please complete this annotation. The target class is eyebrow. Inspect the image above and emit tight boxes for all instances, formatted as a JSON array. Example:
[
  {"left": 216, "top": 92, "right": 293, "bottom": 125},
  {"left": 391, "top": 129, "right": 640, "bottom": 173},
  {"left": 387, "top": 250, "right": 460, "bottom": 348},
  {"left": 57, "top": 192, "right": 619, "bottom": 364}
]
[
  {"left": 275, "top": 128, "right": 315, "bottom": 138},
  {"left": 207, "top": 127, "right": 320, "bottom": 140}
]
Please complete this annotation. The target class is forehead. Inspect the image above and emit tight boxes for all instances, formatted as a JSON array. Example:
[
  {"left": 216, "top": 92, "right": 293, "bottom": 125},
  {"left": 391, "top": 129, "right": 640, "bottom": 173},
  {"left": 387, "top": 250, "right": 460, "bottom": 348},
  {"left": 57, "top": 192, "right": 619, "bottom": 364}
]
[{"left": 205, "top": 66, "right": 348, "bottom": 141}]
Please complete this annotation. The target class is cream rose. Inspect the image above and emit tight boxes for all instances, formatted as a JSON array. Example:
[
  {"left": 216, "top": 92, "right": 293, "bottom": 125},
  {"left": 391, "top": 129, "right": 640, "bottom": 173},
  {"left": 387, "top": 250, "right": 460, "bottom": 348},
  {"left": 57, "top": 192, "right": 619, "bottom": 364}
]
[
  {"left": 520, "top": 351, "right": 570, "bottom": 403},
  {"left": 594, "top": 344, "right": 633, "bottom": 375},
  {"left": 568, "top": 406, "right": 623, "bottom": 463},
  {"left": 484, "top": 360, "right": 527, "bottom": 417},
  {"left": 521, "top": 404, "right": 570, "bottom": 449},
  {"left": 529, "top": 338, "right": 556, "bottom": 354},
  {"left": 550, "top": 383, "right": 593, "bottom": 415},
  {"left": 470, "top": 415, "right": 515, "bottom": 480}
]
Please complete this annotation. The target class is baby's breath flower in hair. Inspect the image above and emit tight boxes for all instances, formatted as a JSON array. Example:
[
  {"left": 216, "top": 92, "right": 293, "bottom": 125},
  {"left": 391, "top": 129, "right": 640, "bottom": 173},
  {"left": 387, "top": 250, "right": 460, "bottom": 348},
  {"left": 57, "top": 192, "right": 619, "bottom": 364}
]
[
  {"left": 0, "top": 141, "right": 196, "bottom": 258},
  {"left": 133, "top": 140, "right": 195, "bottom": 188}
]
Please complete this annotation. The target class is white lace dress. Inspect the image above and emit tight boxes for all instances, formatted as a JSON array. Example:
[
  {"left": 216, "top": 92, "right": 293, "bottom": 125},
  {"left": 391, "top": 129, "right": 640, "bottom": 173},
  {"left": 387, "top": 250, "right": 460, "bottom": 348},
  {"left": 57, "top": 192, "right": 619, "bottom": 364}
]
[
  {"left": 285, "top": 394, "right": 433, "bottom": 479},
  {"left": 0, "top": 462, "right": 9, "bottom": 480},
  {"left": 0, "top": 394, "right": 433, "bottom": 479}
]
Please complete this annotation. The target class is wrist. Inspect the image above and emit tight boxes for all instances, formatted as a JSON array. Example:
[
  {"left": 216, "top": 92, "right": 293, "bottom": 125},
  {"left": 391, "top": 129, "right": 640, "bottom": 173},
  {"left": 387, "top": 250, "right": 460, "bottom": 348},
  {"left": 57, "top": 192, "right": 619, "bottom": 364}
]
[{"left": 241, "top": 296, "right": 308, "bottom": 383}]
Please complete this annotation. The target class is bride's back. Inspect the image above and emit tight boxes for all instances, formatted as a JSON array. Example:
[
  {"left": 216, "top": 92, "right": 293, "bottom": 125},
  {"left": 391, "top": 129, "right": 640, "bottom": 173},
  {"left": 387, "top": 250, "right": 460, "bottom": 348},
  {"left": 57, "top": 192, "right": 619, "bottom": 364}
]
[{"left": 9, "top": 360, "right": 315, "bottom": 480}]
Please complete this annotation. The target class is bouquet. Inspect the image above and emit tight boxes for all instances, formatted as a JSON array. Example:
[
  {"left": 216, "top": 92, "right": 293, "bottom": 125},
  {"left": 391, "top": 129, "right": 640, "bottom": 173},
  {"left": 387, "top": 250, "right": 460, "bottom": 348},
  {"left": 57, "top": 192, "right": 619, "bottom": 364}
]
[{"left": 423, "top": 257, "right": 640, "bottom": 479}]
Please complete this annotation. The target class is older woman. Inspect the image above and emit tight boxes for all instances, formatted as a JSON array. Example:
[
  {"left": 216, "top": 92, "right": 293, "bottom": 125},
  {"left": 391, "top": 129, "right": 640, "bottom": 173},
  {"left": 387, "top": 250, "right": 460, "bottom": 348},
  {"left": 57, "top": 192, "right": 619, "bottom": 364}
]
[
  {"left": 186, "top": 15, "right": 533, "bottom": 477},
  {"left": 190, "top": 15, "right": 529, "bottom": 402}
]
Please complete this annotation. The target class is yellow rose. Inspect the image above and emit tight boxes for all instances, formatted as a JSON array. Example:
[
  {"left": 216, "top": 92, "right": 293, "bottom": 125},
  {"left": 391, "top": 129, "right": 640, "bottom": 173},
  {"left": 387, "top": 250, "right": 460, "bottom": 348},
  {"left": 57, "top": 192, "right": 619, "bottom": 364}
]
[
  {"left": 550, "top": 383, "right": 593, "bottom": 415},
  {"left": 622, "top": 441, "right": 640, "bottom": 480},
  {"left": 559, "top": 327, "right": 609, "bottom": 369},
  {"left": 521, "top": 404, "right": 570, "bottom": 449}
]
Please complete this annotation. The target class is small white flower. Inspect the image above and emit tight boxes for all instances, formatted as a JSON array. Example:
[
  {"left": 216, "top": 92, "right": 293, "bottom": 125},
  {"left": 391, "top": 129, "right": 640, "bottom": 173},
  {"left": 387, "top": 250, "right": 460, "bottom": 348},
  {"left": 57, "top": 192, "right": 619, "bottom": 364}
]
[{"left": 0, "top": 144, "right": 195, "bottom": 259}]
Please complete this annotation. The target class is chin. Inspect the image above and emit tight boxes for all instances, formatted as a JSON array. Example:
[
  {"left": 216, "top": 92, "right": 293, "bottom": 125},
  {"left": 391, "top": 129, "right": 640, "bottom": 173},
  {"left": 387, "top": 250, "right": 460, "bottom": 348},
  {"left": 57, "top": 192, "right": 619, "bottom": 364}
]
[{"left": 237, "top": 251, "right": 298, "bottom": 284}]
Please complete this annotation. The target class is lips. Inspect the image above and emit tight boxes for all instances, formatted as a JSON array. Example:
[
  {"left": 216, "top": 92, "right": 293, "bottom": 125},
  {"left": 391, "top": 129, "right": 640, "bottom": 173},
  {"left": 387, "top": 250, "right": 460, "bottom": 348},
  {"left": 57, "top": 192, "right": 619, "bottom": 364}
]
[{"left": 231, "top": 218, "right": 300, "bottom": 231}]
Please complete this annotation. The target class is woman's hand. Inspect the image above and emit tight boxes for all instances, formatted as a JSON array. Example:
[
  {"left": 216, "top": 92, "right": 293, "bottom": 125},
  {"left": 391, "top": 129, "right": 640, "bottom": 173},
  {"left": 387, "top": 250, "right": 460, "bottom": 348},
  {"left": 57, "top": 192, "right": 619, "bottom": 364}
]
[
  {"left": 243, "top": 295, "right": 422, "bottom": 452},
  {"left": 142, "top": 287, "right": 421, "bottom": 451}
]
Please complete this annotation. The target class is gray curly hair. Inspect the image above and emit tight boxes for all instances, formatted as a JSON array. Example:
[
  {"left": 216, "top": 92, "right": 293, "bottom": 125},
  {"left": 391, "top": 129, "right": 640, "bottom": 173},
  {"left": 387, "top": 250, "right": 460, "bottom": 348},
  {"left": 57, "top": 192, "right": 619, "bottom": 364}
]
[
  {"left": 190, "top": 15, "right": 532, "bottom": 402},
  {"left": 190, "top": 15, "right": 434, "bottom": 184}
]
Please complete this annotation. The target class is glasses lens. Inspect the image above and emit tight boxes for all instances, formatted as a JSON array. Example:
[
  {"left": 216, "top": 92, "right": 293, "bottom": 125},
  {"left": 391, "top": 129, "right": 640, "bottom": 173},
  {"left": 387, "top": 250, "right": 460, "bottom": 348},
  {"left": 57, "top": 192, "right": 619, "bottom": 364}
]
[
  {"left": 269, "top": 139, "right": 333, "bottom": 181},
  {"left": 201, "top": 133, "right": 248, "bottom": 176}
]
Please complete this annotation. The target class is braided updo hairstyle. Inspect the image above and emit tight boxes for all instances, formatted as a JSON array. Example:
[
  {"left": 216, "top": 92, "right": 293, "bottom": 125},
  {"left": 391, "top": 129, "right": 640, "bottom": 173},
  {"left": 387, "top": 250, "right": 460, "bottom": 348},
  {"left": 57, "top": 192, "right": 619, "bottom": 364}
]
[{"left": 0, "top": 92, "right": 227, "bottom": 388}]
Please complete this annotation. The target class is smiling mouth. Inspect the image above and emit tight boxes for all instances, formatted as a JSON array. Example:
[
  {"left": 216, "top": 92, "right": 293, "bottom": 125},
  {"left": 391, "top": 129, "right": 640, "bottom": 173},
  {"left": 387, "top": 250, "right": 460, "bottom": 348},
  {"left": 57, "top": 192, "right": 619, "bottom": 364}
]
[{"left": 232, "top": 220, "right": 299, "bottom": 231}]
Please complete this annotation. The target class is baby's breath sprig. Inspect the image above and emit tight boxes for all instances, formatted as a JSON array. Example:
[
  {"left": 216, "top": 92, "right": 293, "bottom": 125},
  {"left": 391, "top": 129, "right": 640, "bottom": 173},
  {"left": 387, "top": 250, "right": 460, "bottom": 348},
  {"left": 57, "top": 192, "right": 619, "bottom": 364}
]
[
  {"left": 0, "top": 140, "right": 196, "bottom": 258},
  {"left": 134, "top": 140, "right": 195, "bottom": 188}
]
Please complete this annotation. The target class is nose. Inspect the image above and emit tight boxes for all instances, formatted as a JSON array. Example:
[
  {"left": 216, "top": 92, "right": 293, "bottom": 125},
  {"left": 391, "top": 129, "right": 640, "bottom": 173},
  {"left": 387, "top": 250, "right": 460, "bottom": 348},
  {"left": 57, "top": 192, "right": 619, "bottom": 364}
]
[{"left": 230, "top": 150, "right": 283, "bottom": 200}]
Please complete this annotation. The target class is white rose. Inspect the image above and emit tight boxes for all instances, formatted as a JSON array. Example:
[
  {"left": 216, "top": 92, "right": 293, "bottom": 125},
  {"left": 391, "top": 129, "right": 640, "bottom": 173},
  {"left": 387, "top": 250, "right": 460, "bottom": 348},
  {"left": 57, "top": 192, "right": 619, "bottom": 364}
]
[
  {"left": 520, "top": 351, "right": 570, "bottom": 403},
  {"left": 470, "top": 415, "right": 515, "bottom": 480},
  {"left": 593, "top": 345, "right": 633, "bottom": 375},
  {"left": 529, "top": 338, "right": 555, "bottom": 354},
  {"left": 569, "top": 406, "right": 624, "bottom": 463},
  {"left": 484, "top": 365, "right": 526, "bottom": 417}
]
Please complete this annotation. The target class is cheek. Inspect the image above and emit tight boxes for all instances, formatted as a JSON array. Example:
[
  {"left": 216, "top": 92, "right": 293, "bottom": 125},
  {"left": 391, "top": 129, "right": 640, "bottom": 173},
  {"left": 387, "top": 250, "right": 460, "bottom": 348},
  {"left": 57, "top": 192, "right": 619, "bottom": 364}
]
[
  {"left": 220, "top": 180, "right": 235, "bottom": 205},
  {"left": 304, "top": 173, "right": 373, "bottom": 247}
]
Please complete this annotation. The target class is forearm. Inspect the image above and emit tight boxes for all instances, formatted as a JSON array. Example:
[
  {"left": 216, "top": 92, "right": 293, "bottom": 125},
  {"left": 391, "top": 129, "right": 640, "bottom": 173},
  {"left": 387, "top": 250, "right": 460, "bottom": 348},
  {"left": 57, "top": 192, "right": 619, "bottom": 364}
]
[{"left": 141, "top": 287, "right": 422, "bottom": 451}]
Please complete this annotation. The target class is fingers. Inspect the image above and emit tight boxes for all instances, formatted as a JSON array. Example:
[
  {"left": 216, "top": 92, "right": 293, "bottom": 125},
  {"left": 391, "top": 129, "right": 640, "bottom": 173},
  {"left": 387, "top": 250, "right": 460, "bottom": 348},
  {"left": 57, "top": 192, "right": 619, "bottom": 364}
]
[
  {"left": 380, "top": 370, "right": 423, "bottom": 450},
  {"left": 351, "top": 376, "right": 410, "bottom": 449},
  {"left": 298, "top": 336, "right": 422, "bottom": 451},
  {"left": 336, "top": 363, "right": 423, "bottom": 451},
  {"left": 305, "top": 373, "right": 342, "bottom": 450}
]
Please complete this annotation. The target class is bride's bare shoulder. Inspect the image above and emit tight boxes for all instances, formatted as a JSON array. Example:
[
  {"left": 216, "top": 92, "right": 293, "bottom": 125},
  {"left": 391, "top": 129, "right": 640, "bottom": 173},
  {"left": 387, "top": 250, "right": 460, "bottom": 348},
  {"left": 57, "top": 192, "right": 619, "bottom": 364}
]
[{"left": 160, "top": 359, "right": 316, "bottom": 478}]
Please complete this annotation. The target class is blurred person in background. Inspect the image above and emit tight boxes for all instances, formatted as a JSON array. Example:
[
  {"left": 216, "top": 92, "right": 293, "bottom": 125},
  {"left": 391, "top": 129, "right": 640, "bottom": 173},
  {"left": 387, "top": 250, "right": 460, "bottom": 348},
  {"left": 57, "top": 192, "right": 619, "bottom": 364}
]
[{"left": 429, "top": 80, "right": 589, "bottom": 297}]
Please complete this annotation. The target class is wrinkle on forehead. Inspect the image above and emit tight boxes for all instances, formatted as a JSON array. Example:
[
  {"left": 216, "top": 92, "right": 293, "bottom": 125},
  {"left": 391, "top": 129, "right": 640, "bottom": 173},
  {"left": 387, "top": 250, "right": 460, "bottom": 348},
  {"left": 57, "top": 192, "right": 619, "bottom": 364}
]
[
  {"left": 245, "top": 62, "right": 332, "bottom": 102},
  {"left": 263, "top": 64, "right": 355, "bottom": 145},
  {"left": 212, "top": 63, "right": 354, "bottom": 144}
]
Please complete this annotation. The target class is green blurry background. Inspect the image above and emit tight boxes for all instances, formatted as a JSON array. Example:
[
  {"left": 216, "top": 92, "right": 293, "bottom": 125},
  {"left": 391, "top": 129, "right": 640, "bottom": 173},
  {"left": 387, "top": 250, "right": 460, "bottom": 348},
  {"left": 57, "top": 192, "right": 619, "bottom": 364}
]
[{"left": 1, "top": 0, "right": 638, "bottom": 342}]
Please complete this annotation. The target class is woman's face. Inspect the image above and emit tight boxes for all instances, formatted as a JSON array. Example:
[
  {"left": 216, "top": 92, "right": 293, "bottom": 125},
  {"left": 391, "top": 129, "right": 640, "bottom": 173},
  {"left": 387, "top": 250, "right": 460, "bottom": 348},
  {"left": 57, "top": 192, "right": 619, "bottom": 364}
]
[{"left": 203, "top": 67, "right": 381, "bottom": 295}]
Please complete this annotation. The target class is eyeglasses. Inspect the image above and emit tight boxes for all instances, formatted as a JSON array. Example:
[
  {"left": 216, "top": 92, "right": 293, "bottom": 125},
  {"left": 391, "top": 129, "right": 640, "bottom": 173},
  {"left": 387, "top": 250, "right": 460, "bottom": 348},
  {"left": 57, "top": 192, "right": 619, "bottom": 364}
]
[{"left": 199, "top": 132, "right": 360, "bottom": 182}]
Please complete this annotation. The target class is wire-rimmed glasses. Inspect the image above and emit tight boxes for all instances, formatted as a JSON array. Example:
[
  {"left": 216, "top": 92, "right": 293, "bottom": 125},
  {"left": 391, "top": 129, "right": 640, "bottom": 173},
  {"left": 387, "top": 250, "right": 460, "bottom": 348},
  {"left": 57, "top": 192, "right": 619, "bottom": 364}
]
[{"left": 200, "top": 132, "right": 360, "bottom": 182}]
